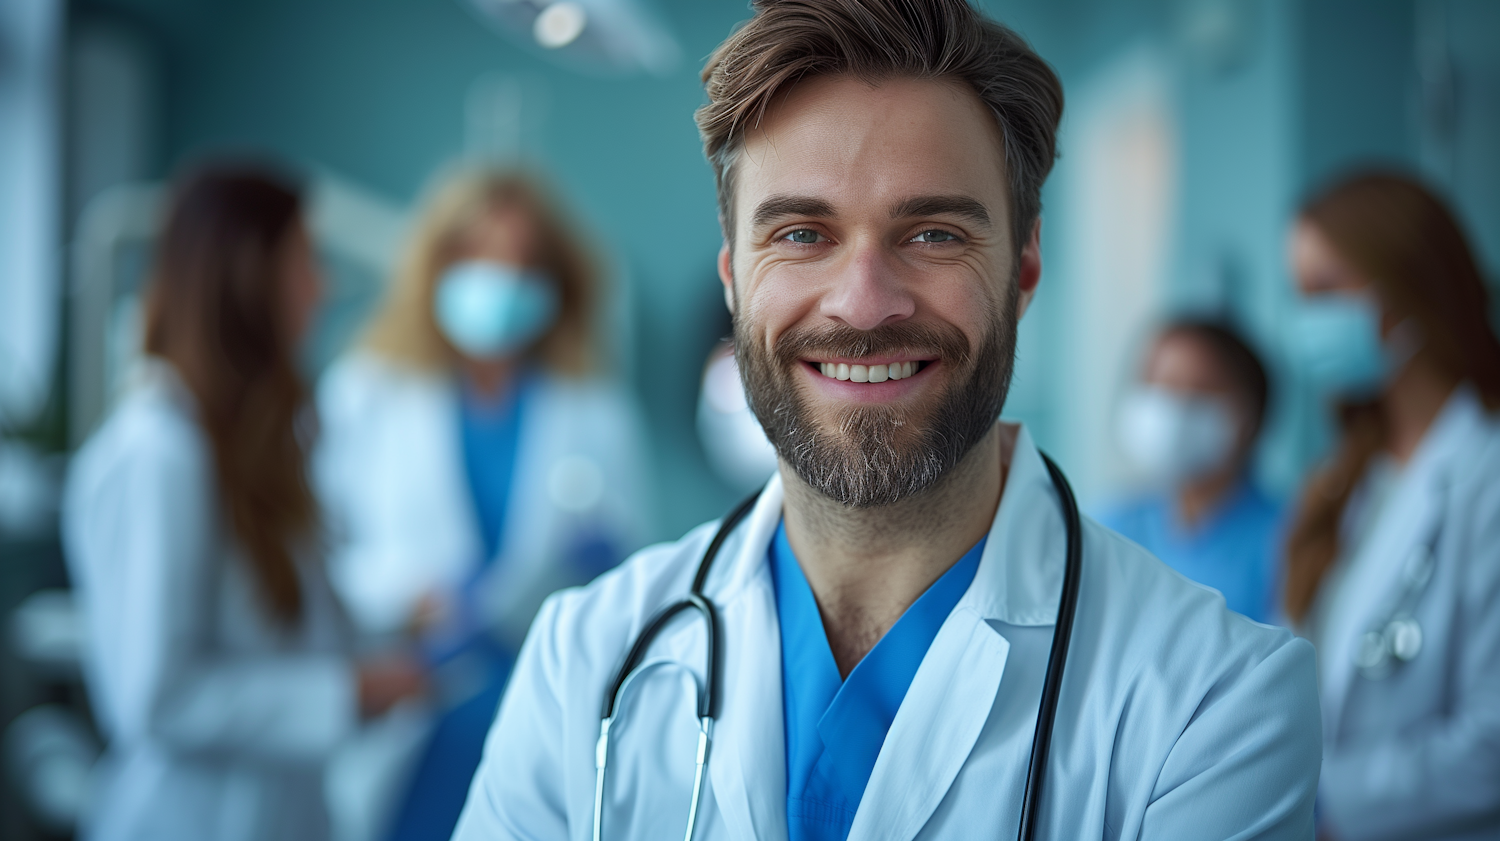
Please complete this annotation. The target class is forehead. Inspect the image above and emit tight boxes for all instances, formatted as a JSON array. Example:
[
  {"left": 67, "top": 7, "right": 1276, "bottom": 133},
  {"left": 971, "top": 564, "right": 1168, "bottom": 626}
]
[{"left": 732, "top": 74, "right": 1010, "bottom": 227}]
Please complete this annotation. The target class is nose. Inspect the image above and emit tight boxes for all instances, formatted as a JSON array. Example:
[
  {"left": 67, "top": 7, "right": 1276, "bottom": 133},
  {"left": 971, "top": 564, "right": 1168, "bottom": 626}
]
[{"left": 818, "top": 241, "right": 915, "bottom": 331}]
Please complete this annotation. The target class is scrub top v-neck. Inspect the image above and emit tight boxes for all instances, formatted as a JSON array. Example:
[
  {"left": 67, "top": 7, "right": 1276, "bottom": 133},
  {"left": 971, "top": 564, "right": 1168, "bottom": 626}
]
[{"left": 769, "top": 522, "right": 985, "bottom": 841}]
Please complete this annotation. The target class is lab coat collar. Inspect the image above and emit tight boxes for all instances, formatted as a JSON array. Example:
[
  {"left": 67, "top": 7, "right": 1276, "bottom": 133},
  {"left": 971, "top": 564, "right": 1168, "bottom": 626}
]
[
  {"left": 698, "top": 422, "right": 1062, "bottom": 841},
  {"left": 964, "top": 423, "right": 1067, "bottom": 626},
  {"left": 705, "top": 422, "right": 1064, "bottom": 626}
]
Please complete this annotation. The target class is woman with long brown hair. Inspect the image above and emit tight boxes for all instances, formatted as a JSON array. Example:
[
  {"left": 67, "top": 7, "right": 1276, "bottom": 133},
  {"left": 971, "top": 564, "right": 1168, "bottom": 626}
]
[
  {"left": 1282, "top": 171, "right": 1500, "bottom": 839},
  {"left": 315, "top": 165, "right": 650, "bottom": 840},
  {"left": 63, "top": 164, "right": 423, "bottom": 841}
]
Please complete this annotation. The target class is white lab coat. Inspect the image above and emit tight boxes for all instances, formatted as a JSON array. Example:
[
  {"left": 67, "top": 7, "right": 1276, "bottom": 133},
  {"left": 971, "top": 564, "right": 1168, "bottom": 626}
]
[
  {"left": 1311, "top": 386, "right": 1500, "bottom": 840},
  {"left": 63, "top": 362, "right": 358, "bottom": 841},
  {"left": 453, "top": 424, "right": 1322, "bottom": 840},
  {"left": 314, "top": 351, "right": 653, "bottom": 646}
]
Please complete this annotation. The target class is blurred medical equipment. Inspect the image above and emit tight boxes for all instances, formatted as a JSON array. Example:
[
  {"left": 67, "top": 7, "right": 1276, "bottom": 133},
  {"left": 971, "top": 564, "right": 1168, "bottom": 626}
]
[
  {"left": 696, "top": 344, "right": 778, "bottom": 494},
  {"left": 593, "top": 455, "right": 1082, "bottom": 841},
  {"left": 461, "top": 0, "right": 681, "bottom": 76}
]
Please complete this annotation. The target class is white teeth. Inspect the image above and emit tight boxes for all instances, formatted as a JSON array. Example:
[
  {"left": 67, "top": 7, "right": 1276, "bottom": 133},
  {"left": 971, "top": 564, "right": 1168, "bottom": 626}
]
[{"left": 816, "top": 361, "right": 920, "bottom": 381}]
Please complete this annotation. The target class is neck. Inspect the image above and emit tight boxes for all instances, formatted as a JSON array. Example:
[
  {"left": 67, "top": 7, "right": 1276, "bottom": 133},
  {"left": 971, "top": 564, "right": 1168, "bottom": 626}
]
[
  {"left": 1381, "top": 353, "right": 1459, "bottom": 464},
  {"left": 780, "top": 424, "right": 1007, "bottom": 677},
  {"left": 1175, "top": 463, "right": 1242, "bottom": 528},
  {"left": 462, "top": 356, "right": 517, "bottom": 402}
]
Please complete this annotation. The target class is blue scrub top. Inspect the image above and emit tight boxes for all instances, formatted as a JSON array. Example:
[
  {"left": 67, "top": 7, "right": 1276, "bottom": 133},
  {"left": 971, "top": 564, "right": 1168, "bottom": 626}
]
[
  {"left": 1096, "top": 479, "right": 1282, "bottom": 623},
  {"left": 769, "top": 522, "right": 984, "bottom": 841},
  {"left": 459, "top": 370, "right": 533, "bottom": 562}
]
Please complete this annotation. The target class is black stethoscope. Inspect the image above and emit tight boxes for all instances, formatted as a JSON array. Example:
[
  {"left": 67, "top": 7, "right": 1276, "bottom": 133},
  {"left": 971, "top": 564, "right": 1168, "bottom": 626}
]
[{"left": 594, "top": 454, "right": 1083, "bottom": 841}]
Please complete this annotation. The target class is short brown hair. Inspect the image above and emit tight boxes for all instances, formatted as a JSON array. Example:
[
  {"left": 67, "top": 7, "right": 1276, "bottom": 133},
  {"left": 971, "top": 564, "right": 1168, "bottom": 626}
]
[
  {"left": 363, "top": 166, "right": 599, "bottom": 375},
  {"left": 697, "top": 0, "right": 1064, "bottom": 252}
]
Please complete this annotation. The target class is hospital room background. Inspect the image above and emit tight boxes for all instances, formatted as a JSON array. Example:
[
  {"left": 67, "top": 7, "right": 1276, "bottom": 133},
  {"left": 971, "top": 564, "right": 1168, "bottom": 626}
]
[{"left": 2, "top": 0, "right": 1497, "bottom": 838}]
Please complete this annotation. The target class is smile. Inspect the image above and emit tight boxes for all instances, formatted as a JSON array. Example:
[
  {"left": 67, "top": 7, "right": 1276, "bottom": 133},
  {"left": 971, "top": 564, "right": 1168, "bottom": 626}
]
[{"left": 813, "top": 360, "right": 927, "bottom": 382}]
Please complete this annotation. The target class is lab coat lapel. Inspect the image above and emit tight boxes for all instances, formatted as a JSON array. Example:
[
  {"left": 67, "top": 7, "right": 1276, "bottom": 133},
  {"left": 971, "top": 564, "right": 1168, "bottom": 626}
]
[
  {"left": 1322, "top": 390, "right": 1478, "bottom": 737},
  {"left": 848, "top": 609, "right": 1011, "bottom": 841},
  {"left": 850, "top": 425, "right": 1057, "bottom": 841},
  {"left": 706, "top": 478, "right": 789, "bottom": 841}
]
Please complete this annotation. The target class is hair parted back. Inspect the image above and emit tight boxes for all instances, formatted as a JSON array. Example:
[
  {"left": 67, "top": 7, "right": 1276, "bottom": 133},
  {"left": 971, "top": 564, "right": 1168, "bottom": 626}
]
[
  {"left": 696, "top": 0, "right": 1064, "bottom": 252},
  {"left": 143, "top": 163, "right": 316, "bottom": 622}
]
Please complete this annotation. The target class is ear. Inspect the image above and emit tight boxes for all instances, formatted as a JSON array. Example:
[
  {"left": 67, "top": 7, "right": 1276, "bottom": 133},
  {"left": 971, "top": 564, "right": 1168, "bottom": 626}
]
[
  {"left": 1015, "top": 219, "right": 1042, "bottom": 319},
  {"left": 717, "top": 242, "right": 735, "bottom": 315}
]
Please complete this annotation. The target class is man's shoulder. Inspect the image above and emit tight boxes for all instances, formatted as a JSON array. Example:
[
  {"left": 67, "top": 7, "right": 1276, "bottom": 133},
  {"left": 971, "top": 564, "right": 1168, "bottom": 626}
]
[{"left": 1081, "top": 515, "right": 1312, "bottom": 689}]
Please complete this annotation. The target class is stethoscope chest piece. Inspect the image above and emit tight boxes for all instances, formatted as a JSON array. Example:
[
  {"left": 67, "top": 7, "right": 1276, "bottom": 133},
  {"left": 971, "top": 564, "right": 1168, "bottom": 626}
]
[{"left": 1354, "top": 545, "right": 1434, "bottom": 680}]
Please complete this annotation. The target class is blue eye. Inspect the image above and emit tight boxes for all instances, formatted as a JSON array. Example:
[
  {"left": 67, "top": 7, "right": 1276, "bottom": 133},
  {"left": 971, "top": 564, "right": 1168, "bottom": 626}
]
[
  {"left": 784, "top": 229, "right": 823, "bottom": 244},
  {"left": 912, "top": 230, "right": 960, "bottom": 244}
]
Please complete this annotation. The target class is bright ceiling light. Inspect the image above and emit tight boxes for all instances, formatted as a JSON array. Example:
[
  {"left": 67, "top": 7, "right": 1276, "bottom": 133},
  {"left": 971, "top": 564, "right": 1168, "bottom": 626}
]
[{"left": 534, "top": 2, "right": 587, "bottom": 49}]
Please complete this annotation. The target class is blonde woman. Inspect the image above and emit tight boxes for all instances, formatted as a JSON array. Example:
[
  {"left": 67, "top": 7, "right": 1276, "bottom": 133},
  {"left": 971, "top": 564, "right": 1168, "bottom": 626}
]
[{"left": 315, "top": 167, "right": 651, "bottom": 840}]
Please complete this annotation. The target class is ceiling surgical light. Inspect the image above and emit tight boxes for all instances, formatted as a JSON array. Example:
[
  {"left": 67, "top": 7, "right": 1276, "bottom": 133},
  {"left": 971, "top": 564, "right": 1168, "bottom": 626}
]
[{"left": 534, "top": 2, "right": 587, "bottom": 49}]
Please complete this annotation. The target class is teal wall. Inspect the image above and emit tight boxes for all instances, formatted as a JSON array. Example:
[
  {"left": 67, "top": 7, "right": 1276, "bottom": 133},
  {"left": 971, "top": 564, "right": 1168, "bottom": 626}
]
[{"left": 77, "top": 0, "right": 1479, "bottom": 533}]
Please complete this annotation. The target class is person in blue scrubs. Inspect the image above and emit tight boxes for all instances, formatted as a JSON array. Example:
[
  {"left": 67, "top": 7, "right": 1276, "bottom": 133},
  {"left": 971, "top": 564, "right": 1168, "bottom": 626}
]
[
  {"left": 1099, "top": 320, "right": 1282, "bottom": 622},
  {"left": 317, "top": 168, "right": 651, "bottom": 841}
]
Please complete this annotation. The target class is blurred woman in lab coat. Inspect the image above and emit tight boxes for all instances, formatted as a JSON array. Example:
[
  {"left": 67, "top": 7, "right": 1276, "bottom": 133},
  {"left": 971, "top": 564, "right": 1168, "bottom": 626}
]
[
  {"left": 1282, "top": 172, "right": 1500, "bottom": 840},
  {"left": 63, "top": 164, "right": 425, "bottom": 841},
  {"left": 315, "top": 166, "right": 651, "bottom": 840}
]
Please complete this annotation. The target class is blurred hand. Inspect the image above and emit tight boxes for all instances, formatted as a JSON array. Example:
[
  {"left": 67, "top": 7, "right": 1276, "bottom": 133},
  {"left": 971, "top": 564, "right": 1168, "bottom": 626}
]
[
  {"left": 406, "top": 591, "right": 451, "bottom": 637},
  {"left": 357, "top": 656, "right": 428, "bottom": 719}
]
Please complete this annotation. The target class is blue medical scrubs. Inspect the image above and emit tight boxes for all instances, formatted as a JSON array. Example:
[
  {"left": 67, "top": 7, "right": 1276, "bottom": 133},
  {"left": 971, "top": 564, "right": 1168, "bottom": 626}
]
[
  {"left": 386, "top": 371, "right": 532, "bottom": 841},
  {"left": 769, "top": 523, "right": 983, "bottom": 841},
  {"left": 1096, "top": 479, "right": 1282, "bottom": 623}
]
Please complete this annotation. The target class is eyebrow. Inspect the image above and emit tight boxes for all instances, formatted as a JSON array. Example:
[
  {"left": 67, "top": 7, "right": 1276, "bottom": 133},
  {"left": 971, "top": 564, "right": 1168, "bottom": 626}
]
[
  {"left": 751, "top": 195, "right": 837, "bottom": 229},
  {"left": 748, "top": 193, "right": 994, "bottom": 231},
  {"left": 889, "top": 195, "right": 992, "bottom": 228}
]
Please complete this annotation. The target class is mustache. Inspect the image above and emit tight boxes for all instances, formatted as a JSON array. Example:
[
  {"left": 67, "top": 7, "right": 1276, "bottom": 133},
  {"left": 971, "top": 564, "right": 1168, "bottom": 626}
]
[{"left": 768, "top": 321, "right": 973, "bottom": 369}]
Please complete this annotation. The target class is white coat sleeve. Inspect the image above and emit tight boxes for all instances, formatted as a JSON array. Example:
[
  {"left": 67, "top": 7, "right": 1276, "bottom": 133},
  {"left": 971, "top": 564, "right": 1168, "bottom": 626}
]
[
  {"left": 1140, "top": 637, "right": 1322, "bottom": 839},
  {"left": 76, "top": 433, "right": 357, "bottom": 764},
  {"left": 1318, "top": 480, "right": 1500, "bottom": 838},
  {"left": 452, "top": 593, "right": 571, "bottom": 840}
]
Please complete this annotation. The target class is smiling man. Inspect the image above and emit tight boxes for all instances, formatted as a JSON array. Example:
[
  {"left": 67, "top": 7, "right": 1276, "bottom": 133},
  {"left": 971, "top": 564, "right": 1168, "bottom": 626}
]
[{"left": 452, "top": 2, "right": 1320, "bottom": 839}]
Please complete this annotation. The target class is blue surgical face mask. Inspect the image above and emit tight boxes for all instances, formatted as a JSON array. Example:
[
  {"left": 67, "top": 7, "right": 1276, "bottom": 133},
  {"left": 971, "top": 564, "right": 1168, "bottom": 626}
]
[
  {"left": 1286, "top": 293, "right": 1419, "bottom": 400},
  {"left": 433, "top": 261, "right": 559, "bottom": 359}
]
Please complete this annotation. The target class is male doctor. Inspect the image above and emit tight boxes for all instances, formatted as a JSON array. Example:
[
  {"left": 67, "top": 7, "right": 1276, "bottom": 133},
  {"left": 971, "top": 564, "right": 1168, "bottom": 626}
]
[{"left": 453, "top": 1, "right": 1321, "bottom": 838}]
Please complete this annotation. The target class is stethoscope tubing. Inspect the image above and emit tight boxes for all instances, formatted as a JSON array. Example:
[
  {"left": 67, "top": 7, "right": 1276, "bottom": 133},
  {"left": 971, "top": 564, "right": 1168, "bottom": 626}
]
[{"left": 595, "top": 456, "right": 1080, "bottom": 841}]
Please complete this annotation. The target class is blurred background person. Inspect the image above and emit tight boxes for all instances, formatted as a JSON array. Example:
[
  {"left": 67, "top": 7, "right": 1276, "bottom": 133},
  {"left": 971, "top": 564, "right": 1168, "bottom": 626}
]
[
  {"left": 60, "top": 164, "right": 425, "bottom": 841},
  {"left": 696, "top": 339, "right": 778, "bottom": 496},
  {"left": 1283, "top": 172, "right": 1500, "bottom": 840},
  {"left": 1099, "top": 319, "right": 1281, "bottom": 623},
  {"left": 315, "top": 166, "right": 651, "bottom": 841}
]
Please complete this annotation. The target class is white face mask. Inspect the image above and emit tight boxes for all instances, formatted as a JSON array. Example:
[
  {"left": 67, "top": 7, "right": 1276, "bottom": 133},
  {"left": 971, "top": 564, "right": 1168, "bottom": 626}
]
[
  {"left": 433, "top": 261, "right": 559, "bottom": 359},
  {"left": 1118, "top": 386, "right": 1238, "bottom": 486},
  {"left": 696, "top": 351, "right": 778, "bottom": 493}
]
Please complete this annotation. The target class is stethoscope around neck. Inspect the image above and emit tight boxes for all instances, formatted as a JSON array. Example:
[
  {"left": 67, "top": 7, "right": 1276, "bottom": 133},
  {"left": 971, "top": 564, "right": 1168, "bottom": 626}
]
[{"left": 593, "top": 454, "right": 1084, "bottom": 841}]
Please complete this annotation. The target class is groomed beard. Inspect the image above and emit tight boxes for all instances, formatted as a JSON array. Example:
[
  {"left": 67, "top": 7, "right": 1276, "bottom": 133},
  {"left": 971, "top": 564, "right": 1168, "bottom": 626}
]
[{"left": 735, "top": 278, "right": 1019, "bottom": 509}]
